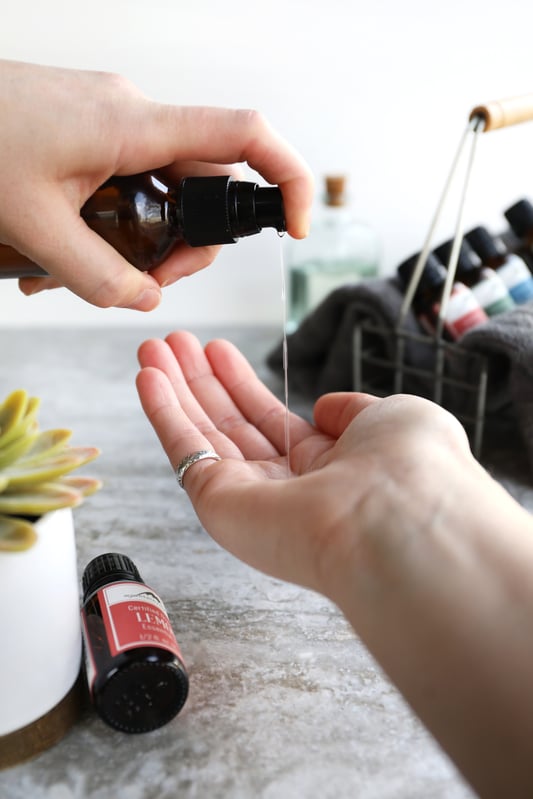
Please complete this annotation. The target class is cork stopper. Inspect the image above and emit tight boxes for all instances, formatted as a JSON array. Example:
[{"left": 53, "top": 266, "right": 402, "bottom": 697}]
[{"left": 325, "top": 175, "right": 346, "bottom": 207}]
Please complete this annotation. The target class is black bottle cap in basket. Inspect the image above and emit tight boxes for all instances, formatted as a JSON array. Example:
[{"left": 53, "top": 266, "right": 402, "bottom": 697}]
[
  {"left": 434, "top": 238, "right": 481, "bottom": 274},
  {"left": 397, "top": 252, "right": 446, "bottom": 293},
  {"left": 465, "top": 226, "right": 503, "bottom": 262},
  {"left": 82, "top": 553, "right": 143, "bottom": 601},
  {"left": 504, "top": 198, "right": 533, "bottom": 238}
]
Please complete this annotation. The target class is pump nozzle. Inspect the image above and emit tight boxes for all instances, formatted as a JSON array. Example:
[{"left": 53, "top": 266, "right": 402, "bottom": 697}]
[
  {"left": 179, "top": 176, "right": 286, "bottom": 246},
  {"left": 253, "top": 186, "right": 286, "bottom": 233}
]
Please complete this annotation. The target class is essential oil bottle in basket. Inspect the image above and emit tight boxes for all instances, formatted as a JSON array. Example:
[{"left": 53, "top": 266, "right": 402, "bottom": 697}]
[{"left": 397, "top": 252, "right": 488, "bottom": 340}]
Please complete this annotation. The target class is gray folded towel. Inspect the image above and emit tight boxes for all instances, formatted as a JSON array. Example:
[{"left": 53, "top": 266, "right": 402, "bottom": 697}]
[
  {"left": 266, "top": 278, "right": 533, "bottom": 475},
  {"left": 458, "top": 305, "right": 533, "bottom": 467},
  {"left": 267, "top": 278, "right": 426, "bottom": 397}
]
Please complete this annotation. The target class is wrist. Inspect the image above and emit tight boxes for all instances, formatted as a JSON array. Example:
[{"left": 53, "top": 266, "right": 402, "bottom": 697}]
[
  {"left": 322, "top": 442, "right": 533, "bottom": 797},
  {"left": 319, "top": 439, "right": 478, "bottom": 610}
]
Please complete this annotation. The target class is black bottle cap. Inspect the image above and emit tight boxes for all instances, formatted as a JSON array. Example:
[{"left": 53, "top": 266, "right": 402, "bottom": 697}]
[
  {"left": 180, "top": 176, "right": 235, "bottom": 246},
  {"left": 504, "top": 199, "right": 533, "bottom": 237},
  {"left": 434, "top": 238, "right": 481, "bottom": 274},
  {"left": 465, "top": 226, "right": 502, "bottom": 262},
  {"left": 82, "top": 552, "right": 142, "bottom": 601},
  {"left": 397, "top": 252, "right": 446, "bottom": 293},
  {"left": 179, "top": 176, "right": 286, "bottom": 246}
]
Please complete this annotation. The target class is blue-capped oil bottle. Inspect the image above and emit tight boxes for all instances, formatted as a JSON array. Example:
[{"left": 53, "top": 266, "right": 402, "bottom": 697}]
[{"left": 466, "top": 224, "right": 533, "bottom": 306}]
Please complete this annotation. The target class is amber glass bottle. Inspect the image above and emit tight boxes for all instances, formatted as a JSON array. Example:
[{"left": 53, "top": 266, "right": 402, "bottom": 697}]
[
  {"left": 81, "top": 552, "right": 189, "bottom": 734},
  {"left": 0, "top": 173, "right": 286, "bottom": 278}
]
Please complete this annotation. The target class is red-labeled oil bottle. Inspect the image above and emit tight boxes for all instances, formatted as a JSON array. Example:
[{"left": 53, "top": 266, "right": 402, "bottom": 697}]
[
  {"left": 0, "top": 173, "right": 286, "bottom": 278},
  {"left": 81, "top": 552, "right": 189, "bottom": 734},
  {"left": 397, "top": 252, "right": 488, "bottom": 340}
]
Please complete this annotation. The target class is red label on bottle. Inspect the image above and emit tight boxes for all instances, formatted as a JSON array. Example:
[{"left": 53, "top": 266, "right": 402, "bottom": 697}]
[
  {"left": 431, "top": 283, "right": 488, "bottom": 340},
  {"left": 99, "top": 581, "right": 183, "bottom": 660},
  {"left": 447, "top": 305, "right": 488, "bottom": 338}
]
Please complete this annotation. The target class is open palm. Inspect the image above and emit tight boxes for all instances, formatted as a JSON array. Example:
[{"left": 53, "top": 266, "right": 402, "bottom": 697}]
[{"left": 136, "top": 331, "right": 468, "bottom": 593}]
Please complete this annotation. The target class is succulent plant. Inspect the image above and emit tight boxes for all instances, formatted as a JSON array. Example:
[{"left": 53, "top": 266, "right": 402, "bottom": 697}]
[{"left": 0, "top": 389, "right": 101, "bottom": 552}]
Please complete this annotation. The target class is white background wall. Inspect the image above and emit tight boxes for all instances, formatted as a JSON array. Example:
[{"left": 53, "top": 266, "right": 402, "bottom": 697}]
[{"left": 1, "top": 0, "right": 533, "bottom": 327}]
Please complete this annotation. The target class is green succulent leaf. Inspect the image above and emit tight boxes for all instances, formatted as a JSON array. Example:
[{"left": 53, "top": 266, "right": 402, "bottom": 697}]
[
  {"left": 0, "top": 482, "right": 84, "bottom": 516},
  {"left": 60, "top": 476, "right": 103, "bottom": 497},
  {"left": 0, "top": 388, "right": 101, "bottom": 552},
  {"left": 0, "top": 514, "right": 38, "bottom": 552},
  {"left": 0, "top": 429, "right": 39, "bottom": 470},
  {"left": 0, "top": 391, "right": 40, "bottom": 449},
  {"left": 0, "top": 390, "right": 28, "bottom": 441},
  {"left": 2, "top": 446, "right": 100, "bottom": 489},
  {"left": 15, "top": 429, "right": 73, "bottom": 465}
]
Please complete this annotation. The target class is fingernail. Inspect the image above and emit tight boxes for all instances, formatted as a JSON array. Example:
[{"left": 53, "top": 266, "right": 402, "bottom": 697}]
[{"left": 127, "top": 288, "right": 162, "bottom": 312}]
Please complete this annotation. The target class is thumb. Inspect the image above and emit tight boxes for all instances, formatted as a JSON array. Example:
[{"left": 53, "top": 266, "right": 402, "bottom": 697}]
[
  {"left": 14, "top": 190, "right": 162, "bottom": 311},
  {"left": 313, "top": 392, "right": 380, "bottom": 439}
]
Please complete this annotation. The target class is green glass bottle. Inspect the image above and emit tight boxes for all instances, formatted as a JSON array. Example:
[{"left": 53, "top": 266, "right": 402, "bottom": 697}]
[{"left": 287, "top": 175, "right": 379, "bottom": 331}]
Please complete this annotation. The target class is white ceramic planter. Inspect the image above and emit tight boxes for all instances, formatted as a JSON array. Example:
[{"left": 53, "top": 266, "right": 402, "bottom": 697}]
[{"left": 0, "top": 508, "right": 82, "bottom": 740}]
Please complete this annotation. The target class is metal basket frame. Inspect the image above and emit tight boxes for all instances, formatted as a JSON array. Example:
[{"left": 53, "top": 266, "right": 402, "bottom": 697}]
[
  {"left": 353, "top": 321, "right": 488, "bottom": 458},
  {"left": 351, "top": 92, "right": 533, "bottom": 458}
]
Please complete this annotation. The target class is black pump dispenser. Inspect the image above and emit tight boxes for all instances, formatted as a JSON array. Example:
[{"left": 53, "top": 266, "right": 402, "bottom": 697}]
[{"left": 178, "top": 176, "right": 285, "bottom": 246}]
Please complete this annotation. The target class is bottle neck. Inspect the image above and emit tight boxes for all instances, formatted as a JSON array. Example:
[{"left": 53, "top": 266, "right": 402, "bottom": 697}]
[{"left": 82, "top": 552, "right": 142, "bottom": 602}]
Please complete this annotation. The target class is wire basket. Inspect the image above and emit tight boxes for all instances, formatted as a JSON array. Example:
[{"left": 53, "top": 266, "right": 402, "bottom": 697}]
[
  {"left": 352, "top": 321, "right": 488, "bottom": 457},
  {"left": 352, "top": 93, "right": 533, "bottom": 459}
]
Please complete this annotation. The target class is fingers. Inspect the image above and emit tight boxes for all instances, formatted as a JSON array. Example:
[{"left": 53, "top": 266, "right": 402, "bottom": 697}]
[
  {"left": 136, "top": 362, "right": 322, "bottom": 587},
  {"left": 202, "top": 337, "right": 316, "bottom": 450},
  {"left": 164, "top": 332, "right": 315, "bottom": 457},
  {"left": 137, "top": 338, "right": 245, "bottom": 461},
  {"left": 147, "top": 242, "right": 221, "bottom": 288},
  {"left": 135, "top": 366, "right": 229, "bottom": 492},
  {"left": 12, "top": 189, "right": 161, "bottom": 310},
  {"left": 138, "top": 333, "right": 285, "bottom": 460},
  {"left": 18, "top": 276, "right": 63, "bottom": 294},
  {"left": 119, "top": 105, "right": 314, "bottom": 240},
  {"left": 157, "top": 159, "right": 245, "bottom": 182}
]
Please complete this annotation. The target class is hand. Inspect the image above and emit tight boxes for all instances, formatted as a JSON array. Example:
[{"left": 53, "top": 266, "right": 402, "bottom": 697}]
[
  {"left": 136, "top": 332, "right": 533, "bottom": 797},
  {"left": 0, "top": 59, "right": 313, "bottom": 310},
  {"left": 135, "top": 330, "right": 471, "bottom": 598}
]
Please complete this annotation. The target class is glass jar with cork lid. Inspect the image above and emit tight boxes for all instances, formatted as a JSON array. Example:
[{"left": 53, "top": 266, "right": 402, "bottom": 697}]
[{"left": 286, "top": 174, "right": 380, "bottom": 331}]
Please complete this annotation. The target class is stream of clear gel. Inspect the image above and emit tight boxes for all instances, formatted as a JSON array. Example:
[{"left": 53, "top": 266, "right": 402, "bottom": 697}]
[{"left": 278, "top": 233, "right": 292, "bottom": 478}]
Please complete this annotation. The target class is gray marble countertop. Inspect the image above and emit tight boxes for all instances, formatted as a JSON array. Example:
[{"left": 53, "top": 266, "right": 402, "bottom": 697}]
[{"left": 1, "top": 325, "right": 531, "bottom": 799}]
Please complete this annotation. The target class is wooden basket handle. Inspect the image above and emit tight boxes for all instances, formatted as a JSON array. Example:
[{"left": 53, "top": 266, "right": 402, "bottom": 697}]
[{"left": 470, "top": 94, "right": 533, "bottom": 131}]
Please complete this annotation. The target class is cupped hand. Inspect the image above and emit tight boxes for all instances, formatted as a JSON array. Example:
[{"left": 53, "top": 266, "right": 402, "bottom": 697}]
[
  {"left": 0, "top": 59, "right": 313, "bottom": 310},
  {"left": 136, "top": 331, "right": 472, "bottom": 599}
]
